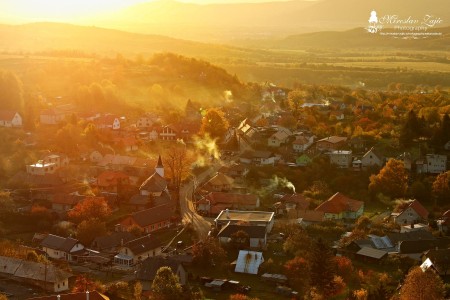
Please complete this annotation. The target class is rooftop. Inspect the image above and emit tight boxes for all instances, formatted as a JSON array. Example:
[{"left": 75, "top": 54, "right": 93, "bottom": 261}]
[{"left": 215, "top": 210, "right": 274, "bottom": 223}]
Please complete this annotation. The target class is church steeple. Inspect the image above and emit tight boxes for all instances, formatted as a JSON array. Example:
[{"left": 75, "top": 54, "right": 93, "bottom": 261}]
[{"left": 155, "top": 155, "right": 164, "bottom": 177}]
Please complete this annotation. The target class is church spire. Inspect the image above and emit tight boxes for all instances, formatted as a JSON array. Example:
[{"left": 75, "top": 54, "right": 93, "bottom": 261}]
[{"left": 155, "top": 155, "right": 164, "bottom": 177}]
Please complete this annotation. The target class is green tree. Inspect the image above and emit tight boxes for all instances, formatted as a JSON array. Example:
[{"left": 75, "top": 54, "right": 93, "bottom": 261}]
[
  {"left": 369, "top": 159, "right": 408, "bottom": 199},
  {"left": 151, "top": 267, "right": 182, "bottom": 300},
  {"left": 399, "top": 267, "right": 445, "bottom": 300},
  {"left": 200, "top": 108, "right": 229, "bottom": 140},
  {"left": 0, "top": 70, "right": 24, "bottom": 110},
  {"left": 400, "top": 110, "right": 424, "bottom": 146},
  {"left": 192, "top": 237, "right": 227, "bottom": 268},
  {"left": 432, "top": 171, "right": 450, "bottom": 205}
]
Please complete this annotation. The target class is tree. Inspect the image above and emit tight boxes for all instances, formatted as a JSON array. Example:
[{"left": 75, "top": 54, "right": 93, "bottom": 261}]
[
  {"left": 0, "top": 70, "right": 24, "bottom": 110},
  {"left": 134, "top": 281, "right": 143, "bottom": 300},
  {"left": 68, "top": 197, "right": 111, "bottom": 224},
  {"left": 432, "top": 171, "right": 450, "bottom": 205},
  {"left": 369, "top": 159, "right": 408, "bottom": 199},
  {"left": 283, "top": 226, "right": 312, "bottom": 258},
  {"left": 400, "top": 110, "right": 424, "bottom": 146},
  {"left": 72, "top": 275, "right": 105, "bottom": 293},
  {"left": 151, "top": 267, "right": 182, "bottom": 300},
  {"left": 287, "top": 90, "right": 305, "bottom": 117},
  {"left": 230, "top": 230, "right": 250, "bottom": 249},
  {"left": 334, "top": 256, "right": 354, "bottom": 282},
  {"left": 310, "top": 238, "right": 337, "bottom": 297},
  {"left": 284, "top": 256, "right": 310, "bottom": 297},
  {"left": 76, "top": 219, "right": 107, "bottom": 246},
  {"left": 200, "top": 108, "right": 229, "bottom": 140},
  {"left": 192, "top": 237, "right": 227, "bottom": 268},
  {"left": 163, "top": 142, "right": 195, "bottom": 213},
  {"left": 106, "top": 281, "right": 131, "bottom": 299},
  {"left": 399, "top": 267, "right": 445, "bottom": 300}
]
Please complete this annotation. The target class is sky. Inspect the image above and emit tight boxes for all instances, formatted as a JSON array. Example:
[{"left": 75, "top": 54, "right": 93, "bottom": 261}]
[{"left": 0, "top": 0, "right": 300, "bottom": 23}]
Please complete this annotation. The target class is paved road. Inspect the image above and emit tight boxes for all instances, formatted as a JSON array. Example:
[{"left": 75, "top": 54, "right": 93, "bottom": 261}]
[{"left": 180, "top": 163, "right": 221, "bottom": 238}]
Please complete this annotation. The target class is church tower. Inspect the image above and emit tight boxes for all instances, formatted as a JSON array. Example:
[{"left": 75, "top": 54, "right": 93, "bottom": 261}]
[{"left": 155, "top": 155, "right": 164, "bottom": 177}]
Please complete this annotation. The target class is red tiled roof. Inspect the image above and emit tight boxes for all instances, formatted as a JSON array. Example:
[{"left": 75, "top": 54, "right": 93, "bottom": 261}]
[
  {"left": 296, "top": 210, "right": 325, "bottom": 222},
  {"left": 292, "top": 136, "right": 309, "bottom": 145},
  {"left": 97, "top": 170, "right": 129, "bottom": 187},
  {"left": 315, "top": 192, "right": 363, "bottom": 214},
  {"left": 203, "top": 192, "right": 258, "bottom": 206},
  {"left": 280, "top": 194, "right": 310, "bottom": 210},
  {"left": 317, "top": 136, "right": 347, "bottom": 144},
  {"left": 0, "top": 110, "right": 17, "bottom": 121},
  {"left": 406, "top": 200, "right": 429, "bottom": 219}
]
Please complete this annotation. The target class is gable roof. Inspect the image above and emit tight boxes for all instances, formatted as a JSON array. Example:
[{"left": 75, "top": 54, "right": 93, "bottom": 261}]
[
  {"left": 399, "top": 238, "right": 450, "bottom": 254},
  {"left": 206, "top": 172, "right": 234, "bottom": 186},
  {"left": 0, "top": 256, "right": 72, "bottom": 284},
  {"left": 314, "top": 192, "right": 363, "bottom": 214},
  {"left": 293, "top": 136, "right": 309, "bottom": 145},
  {"left": 129, "top": 204, "right": 174, "bottom": 228},
  {"left": 140, "top": 172, "right": 167, "bottom": 193},
  {"left": 97, "top": 171, "right": 129, "bottom": 187},
  {"left": 356, "top": 247, "right": 387, "bottom": 260},
  {"left": 387, "top": 230, "right": 435, "bottom": 245},
  {"left": 136, "top": 256, "right": 184, "bottom": 281},
  {"left": 362, "top": 147, "right": 384, "bottom": 161},
  {"left": 422, "top": 248, "right": 450, "bottom": 274},
  {"left": 269, "top": 131, "right": 289, "bottom": 141},
  {"left": 317, "top": 136, "right": 347, "bottom": 144},
  {"left": 296, "top": 210, "right": 325, "bottom": 223},
  {"left": 280, "top": 194, "right": 310, "bottom": 210},
  {"left": 40, "top": 234, "right": 81, "bottom": 252},
  {"left": 123, "top": 235, "right": 163, "bottom": 256},
  {"left": 0, "top": 110, "right": 18, "bottom": 121},
  {"left": 217, "top": 224, "right": 267, "bottom": 239},
  {"left": 27, "top": 291, "right": 109, "bottom": 300},
  {"left": 91, "top": 232, "right": 136, "bottom": 251},
  {"left": 203, "top": 192, "right": 258, "bottom": 206},
  {"left": 399, "top": 200, "right": 429, "bottom": 219},
  {"left": 234, "top": 250, "right": 264, "bottom": 274}
]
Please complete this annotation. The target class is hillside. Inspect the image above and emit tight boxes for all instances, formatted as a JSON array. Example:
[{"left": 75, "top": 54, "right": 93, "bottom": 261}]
[
  {"left": 241, "top": 26, "right": 450, "bottom": 51},
  {"left": 90, "top": 0, "right": 450, "bottom": 41},
  {"left": 0, "top": 22, "right": 261, "bottom": 59}
]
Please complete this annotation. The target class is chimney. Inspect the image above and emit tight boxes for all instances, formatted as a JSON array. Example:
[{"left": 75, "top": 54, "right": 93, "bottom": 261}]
[
  {"left": 86, "top": 291, "right": 89, "bottom": 300},
  {"left": 226, "top": 209, "right": 230, "bottom": 219}
]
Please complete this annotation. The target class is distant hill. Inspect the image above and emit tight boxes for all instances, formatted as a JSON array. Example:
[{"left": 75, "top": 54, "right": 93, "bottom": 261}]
[
  {"left": 90, "top": 0, "right": 450, "bottom": 42},
  {"left": 0, "top": 22, "right": 259, "bottom": 59},
  {"left": 242, "top": 26, "right": 450, "bottom": 50}
]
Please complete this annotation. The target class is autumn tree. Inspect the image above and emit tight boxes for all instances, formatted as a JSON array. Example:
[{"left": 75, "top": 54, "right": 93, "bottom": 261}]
[
  {"left": 72, "top": 275, "right": 106, "bottom": 293},
  {"left": 151, "top": 267, "right": 182, "bottom": 300},
  {"left": 284, "top": 256, "right": 310, "bottom": 297},
  {"left": 334, "top": 256, "right": 354, "bottom": 282},
  {"left": 230, "top": 230, "right": 250, "bottom": 249},
  {"left": 309, "top": 238, "right": 337, "bottom": 297},
  {"left": 192, "top": 237, "right": 227, "bottom": 268},
  {"left": 76, "top": 218, "right": 107, "bottom": 246},
  {"left": 163, "top": 142, "right": 195, "bottom": 213},
  {"left": 399, "top": 267, "right": 445, "bottom": 300},
  {"left": 134, "top": 281, "right": 143, "bottom": 300},
  {"left": 68, "top": 197, "right": 111, "bottom": 224},
  {"left": 287, "top": 90, "right": 305, "bottom": 117},
  {"left": 369, "top": 159, "right": 408, "bottom": 199},
  {"left": 283, "top": 226, "right": 312, "bottom": 258},
  {"left": 200, "top": 108, "right": 229, "bottom": 140},
  {"left": 55, "top": 123, "right": 82, "bottom": 155},
  {"left": 432, "top": 171, "right": 450, "bottom": 205}
]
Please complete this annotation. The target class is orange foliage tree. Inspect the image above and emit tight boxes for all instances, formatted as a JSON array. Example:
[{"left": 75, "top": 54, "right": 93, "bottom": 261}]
[{"left": 68, "top": 197, "right": 111, "bottom": 224}]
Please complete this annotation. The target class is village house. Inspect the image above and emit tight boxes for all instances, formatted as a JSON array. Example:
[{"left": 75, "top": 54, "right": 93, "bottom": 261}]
[
  {"left": 215, "top": 209, "right": 275, "bottom": 233},
  {"left": 0, "top": 111, "right": 22, "bottom": 127},
  {"left": 119, "top": 204, "right": 174, "bottom": 233},
  {"left": 50, "top": 192, "right": 84, "bottom": 212},
  {"left": 417, "top": 154, "right": 447, "bottom": 174},
  {"left": 315, "top": 136, "right": 347, "bottom": 152},
  {"left": 198, "top": 192, "right": 260, "bottom": 216},
  {"left": 329, "top": 150, "right": 352, "bottom": 168},
  {"left": 360, "top": 147, "right": 385, "bottom": 168},
  {"left": 136, "top": 113, "right": 159, "bottom": 129},
  {"left": 217, "top": 223, "right": 267, "bottom": 248},
  {"left": 136, "top": 256, "right": 187, "bottom": 290},
  {"left": 202, "top": 172, "right": 234, "bottom": 192},
  {"left": 437, "top": 210, "right": 450, "bottom": 233},
  {"left": 39, "top": 108, "right": 67, "bottom": 125},
  {"left": 391, "top": 200, "right": 429, "bottom": 225},
  {"left": 159, "top": 125, "right": 177, "bottom": 140},
  {"left": 114, "top": 235, "right": 163, "bottom": 267},
  {"left": 273, "top": 194, "right": 310, "bottom": 216},
  {"left": 40, "top": 234, "right": 85, "bottom": 262},
  {"left": 219, "top": 163, "right": 249, "bottom": 180},
  {"left": 315, "top": 192, "right": 364, "bottom": 220},
  {"left": 297, "top": 210, "right": 325, "bottom": 227},
  {"left": 267, "top": 127, "right": 292, "bottom": 148},
  {"left": 0, "top": 256, "right": 72, "bottom": 293},
  {"left": 96, "top": 170, "right": 130, "bottom": 193},
  {"left": 421, "top": 249, "right": 450, "bottom": 276},
  {"left": 94, "top": 114, "right": 121, "bottom": 130},
  {"left": 292, "top": 135, "right": 314, "bottom": 153},
  {"left": 239, "top": 150, "right": 277, "bottom": 166},
  {"left": 26, "top": 153, "right": 69, "bottom": 176}
]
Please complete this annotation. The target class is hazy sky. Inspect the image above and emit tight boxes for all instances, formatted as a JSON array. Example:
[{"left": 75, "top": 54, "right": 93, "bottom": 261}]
[{"left": 0, "top": 0, "right": 302, "bottom": 23}]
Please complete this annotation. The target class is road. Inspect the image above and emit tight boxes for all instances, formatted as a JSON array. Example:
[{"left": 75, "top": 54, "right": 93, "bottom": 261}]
[{"left": 180, "top": 162, "right": 221, "bottom": 238}]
